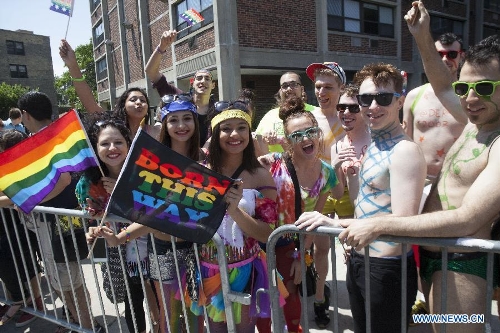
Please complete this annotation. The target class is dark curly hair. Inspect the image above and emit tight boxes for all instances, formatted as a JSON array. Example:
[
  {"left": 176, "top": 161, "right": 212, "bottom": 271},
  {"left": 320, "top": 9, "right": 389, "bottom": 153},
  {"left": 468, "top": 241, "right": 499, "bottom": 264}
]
[
  {"left": 112, "top": 87, "right": 150, "bottom": 128},
  {"left": 0, "top": 129, "right": 28, "bottom": 151},
  {"left": 82, "top": 112, "right": 132, "bottom": 184}
]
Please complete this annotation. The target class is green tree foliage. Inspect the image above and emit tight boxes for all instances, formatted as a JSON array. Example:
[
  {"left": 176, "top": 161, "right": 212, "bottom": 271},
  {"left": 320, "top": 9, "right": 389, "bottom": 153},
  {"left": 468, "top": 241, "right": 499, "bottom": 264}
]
[
  {"left": 54, "top": 40, "right": 96, "bottom": 112},
  {"left": 0, "top": 83, "right": 32, "bottom": 120}
]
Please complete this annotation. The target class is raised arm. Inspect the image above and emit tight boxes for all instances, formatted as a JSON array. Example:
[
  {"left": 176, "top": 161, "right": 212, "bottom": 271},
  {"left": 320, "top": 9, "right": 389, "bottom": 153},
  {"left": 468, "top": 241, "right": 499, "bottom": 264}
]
[
  {"left": 59, "top": 39, "right": 104, "bottom": 113},
  {"left": 405, "top": 1, "right": 467, "bottom": 124},
  {"left": 145, "top": 30, "right": 177, "bottom": 84}
]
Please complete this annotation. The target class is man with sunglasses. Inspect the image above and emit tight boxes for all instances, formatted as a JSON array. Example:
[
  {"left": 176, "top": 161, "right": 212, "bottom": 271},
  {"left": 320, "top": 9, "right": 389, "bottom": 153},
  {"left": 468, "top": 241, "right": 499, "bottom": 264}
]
[
  {"left": 403, "top": 31, "right": 467, "bottom": 184},
  {"left": 145, "top": 30, "right": 215, "bottom": 145},
  {"left": 255, "top": 72, "right": 316, "bottom": 154},
  {"left": 297, "top": 3, "right": 500, "bottom": 332}
]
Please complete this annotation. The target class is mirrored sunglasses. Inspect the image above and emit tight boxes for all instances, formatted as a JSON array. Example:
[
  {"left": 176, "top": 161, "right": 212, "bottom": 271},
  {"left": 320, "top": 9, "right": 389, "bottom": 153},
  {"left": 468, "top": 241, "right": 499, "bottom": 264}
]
[
  {"left": 356, "top": 92, "right": 401, "bottom": 107},
  {"left": 336, "top": 104, "right": 360, "bottom": 113},
  {"left": 287, "top": 126, "right": 321, "bottom": 144},
  {"left": 452, "top": 80, "right": 500, "bottom": 98},
  {"left": 161, "top": 93, "right": 193, "bottom": 104}
]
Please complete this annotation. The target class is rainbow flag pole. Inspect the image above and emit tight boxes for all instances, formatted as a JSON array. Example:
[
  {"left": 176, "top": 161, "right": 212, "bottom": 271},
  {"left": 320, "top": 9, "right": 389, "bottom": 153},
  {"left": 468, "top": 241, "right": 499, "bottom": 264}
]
[
  {"left": 178, "top": 8, "right": 204, "bottom": 33},
  {"left": 49, "top": 0, "right": 75, "bottom": 39}
]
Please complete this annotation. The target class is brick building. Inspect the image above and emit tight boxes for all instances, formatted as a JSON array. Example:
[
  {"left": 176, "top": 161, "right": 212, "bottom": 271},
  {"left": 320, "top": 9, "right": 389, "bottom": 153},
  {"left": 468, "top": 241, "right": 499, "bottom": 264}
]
[
  {"left": 88, "top": 0, "right": 500, "bottom": 123},
  {"left": 0, "top": 29, "right": 58, "bottom": 116}
]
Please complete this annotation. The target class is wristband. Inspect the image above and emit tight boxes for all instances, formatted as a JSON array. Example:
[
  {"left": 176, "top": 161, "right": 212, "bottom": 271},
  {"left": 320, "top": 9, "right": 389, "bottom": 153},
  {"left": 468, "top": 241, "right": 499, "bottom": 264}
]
[
  {"left": 156, "top": 46, "right": 167, "bottom": 54},
  {"left": 72, "top": 75, "right": 86, "bottom": 82},
  {"left": 121, "top": 227, "right": 131, "bottom": 244},
  {"left": 292, "top": 250, "right": 300, "bottom": 260}
]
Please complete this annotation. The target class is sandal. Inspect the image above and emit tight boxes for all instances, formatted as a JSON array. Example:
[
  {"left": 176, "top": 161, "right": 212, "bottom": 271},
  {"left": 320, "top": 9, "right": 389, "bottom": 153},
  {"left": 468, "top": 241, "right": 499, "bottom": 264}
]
[{"left": 0, "top": 302, "right": 23, "bottom": 326}]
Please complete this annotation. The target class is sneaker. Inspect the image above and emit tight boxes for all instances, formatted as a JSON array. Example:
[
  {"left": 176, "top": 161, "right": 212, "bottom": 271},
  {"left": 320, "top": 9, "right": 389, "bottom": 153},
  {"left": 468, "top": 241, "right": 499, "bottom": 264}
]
[
  {"left": 409, "top": 300, "right": 428, "bottom": 326},
  {"left": 15, "top": 312, "right": 37, "bottom": 327}
]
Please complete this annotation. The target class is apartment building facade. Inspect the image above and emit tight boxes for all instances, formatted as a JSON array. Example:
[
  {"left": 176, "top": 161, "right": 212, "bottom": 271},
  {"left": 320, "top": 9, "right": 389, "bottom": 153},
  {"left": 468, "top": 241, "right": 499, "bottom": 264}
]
[
  {"left": 88, "top": 0, "right": 500, "bottom": 121},
  {"left": 0, "top": 29, "right": 58, "bottom": 115}
]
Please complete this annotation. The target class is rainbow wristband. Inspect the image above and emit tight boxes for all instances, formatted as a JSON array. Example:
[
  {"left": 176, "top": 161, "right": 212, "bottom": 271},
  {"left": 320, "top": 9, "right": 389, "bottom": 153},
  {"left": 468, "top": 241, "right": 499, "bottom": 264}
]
[
  {"left": 121, "top": 227, "right": 131, "bottom": 244},
  {"left": 156, "top": 46, "right": 167, "bottom": 54}
]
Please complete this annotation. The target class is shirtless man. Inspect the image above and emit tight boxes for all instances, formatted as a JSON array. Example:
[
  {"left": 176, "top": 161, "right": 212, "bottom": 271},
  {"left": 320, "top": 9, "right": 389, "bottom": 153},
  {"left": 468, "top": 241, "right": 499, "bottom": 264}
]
[
  {"left": 298, "top": 62, "right": 427, "bottom": 333},
  {"left": 403, "top": 32, "right": 467, "bottom": 183},
  {"left": 297, "top": 3, "right": 500, "bottom": 333}
]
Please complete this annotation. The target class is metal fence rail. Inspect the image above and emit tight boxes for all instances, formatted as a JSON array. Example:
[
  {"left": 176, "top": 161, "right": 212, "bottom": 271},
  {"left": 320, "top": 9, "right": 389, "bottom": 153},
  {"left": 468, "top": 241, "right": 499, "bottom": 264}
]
[
  {"left": 0, "top": 206, "right": 251, "bottom": 333},
  {"left": 266, "top": 224, "right": 500, "bottom": 333}
]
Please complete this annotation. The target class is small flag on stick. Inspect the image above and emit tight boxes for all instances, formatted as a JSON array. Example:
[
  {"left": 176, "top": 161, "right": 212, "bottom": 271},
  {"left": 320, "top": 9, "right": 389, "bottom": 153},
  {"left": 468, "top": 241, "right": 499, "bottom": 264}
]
[
  {"left": 0, "top": 110, "right": 99, "bottom": 213},
  {"left": 179, "top": 8, "right": 204, "bottom": 26},
  {"left": 50, "top": 0, "right": 75, "bottom": 17}
]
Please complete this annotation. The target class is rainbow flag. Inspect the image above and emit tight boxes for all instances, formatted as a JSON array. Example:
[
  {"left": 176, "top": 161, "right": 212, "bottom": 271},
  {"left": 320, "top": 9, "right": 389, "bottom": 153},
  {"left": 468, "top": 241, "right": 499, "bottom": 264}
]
[
  {"left": 50, "top": 0, "right": 75, "bottom": 17},
  {"left": 179, "top": 8, "right": 204, "bottom": 26},
  {"left": 0, "top": 110, "right": 99, "bottom": 213}
]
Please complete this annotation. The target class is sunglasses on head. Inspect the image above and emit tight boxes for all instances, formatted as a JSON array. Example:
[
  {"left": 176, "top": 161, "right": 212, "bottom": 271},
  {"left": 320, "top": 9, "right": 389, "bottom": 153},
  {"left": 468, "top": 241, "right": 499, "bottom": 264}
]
[
  {"left": 280, "top": 81, "right": 301, "bottom": 90},
  {"left": 161, "top": 93, "right": 193, "bottom": 104},
  {"left": 287, "top": 126, "right": 321, "bottom": 144},
  {"left": 452, "top": 80, "right": 500, "bottom": 98},
  {"left": 438, "top": 50, "right": 461, "bottom": 59},
  {"left": 94, "top": 119, "right": 125, "bottom": 128},
  {"left": 336, "top": 104, "right": 360, "bottom": 113},
  {"left": 356, "top": 92, "right": 401, "bottom": 107},
  {"left": 214, "top": 100, "right": 249, "bottom": 113}
]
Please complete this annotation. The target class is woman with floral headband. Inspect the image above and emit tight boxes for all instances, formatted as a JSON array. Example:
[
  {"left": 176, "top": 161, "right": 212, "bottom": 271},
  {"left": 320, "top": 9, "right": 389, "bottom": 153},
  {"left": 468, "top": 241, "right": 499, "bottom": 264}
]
[
  {"left": 196, "top": 102, "right": 284, "bottom": 333},
  {"left": 258, "top": 96, "right": 343, "bottom": 332},
  {"left": 90, "top": 99, "right": 205, "bottom": 333}
]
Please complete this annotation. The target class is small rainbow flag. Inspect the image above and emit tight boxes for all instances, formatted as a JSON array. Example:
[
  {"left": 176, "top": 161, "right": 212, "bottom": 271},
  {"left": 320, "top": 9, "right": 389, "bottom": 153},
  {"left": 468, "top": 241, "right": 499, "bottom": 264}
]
[
  {"left": 179, "top": 8, "right": 204, "bottom": 26},
  {"left": 0, "top": 110, "right": 99, "bottom": 213},
  {"left": 50, "top": 0, "right": 75, "bottom": 17}
]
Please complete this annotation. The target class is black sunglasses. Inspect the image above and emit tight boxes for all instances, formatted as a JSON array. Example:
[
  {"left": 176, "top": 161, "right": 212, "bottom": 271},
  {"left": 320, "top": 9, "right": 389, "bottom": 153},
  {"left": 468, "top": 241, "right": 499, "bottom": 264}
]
[
  {"left": 214, "top": 100, "right": 249, "bottom": 113},
  {"left": 356, "top": 92, "right": 401, "bottom": 107},
  {"left": 452, "top": 80, "right": 500, "bottom": 98},
  {"left": 336, "top": 104, "right": 360, "bottom": 113},
  {"left": 438, "top": 50, "right": 461, "bottom": 60},
  {"left": 161, "top": 93, "right": 193, "bottom": 104}
]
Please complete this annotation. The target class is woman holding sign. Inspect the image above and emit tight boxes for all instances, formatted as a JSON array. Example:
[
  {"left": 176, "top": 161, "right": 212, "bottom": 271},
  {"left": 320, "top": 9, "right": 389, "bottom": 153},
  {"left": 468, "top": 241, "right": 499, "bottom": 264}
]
[
  {"left": 79, "top": 114, "right": 159, "bottom": 333},
  {"left": 90, "top": 99, "right": 205, "bottom": 333},
  {"left": 200, "top": 102, "right": 281, "bottom": 333}
]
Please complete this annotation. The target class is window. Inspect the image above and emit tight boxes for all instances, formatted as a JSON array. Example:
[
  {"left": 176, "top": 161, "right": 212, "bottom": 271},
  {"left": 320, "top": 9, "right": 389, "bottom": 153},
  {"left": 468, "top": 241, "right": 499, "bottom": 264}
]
[
  {"left": 327, "top": 0, "right": 394, "bottom": 38},
  {"left": 91, "top": 0, "right": 101, "bottom": 11},
  {"left": 10, "top": 64, "right": 28, "bottom": 78},
  {"left": 485, "top": 0, "right": 500, "bottom": 12},
  {"left": 429, "top": 16, "right": 464, "bottom": 41},
  {"left": 94, "top": 21, "right": 105, "bottom": 46},
  {"left": 175, "top": 0, "right": 213, "bottom": 39},
  {"left": 96, "top": 57, "right": 107, "bottom": 81},
  {"left": 484, "top": 25, "right": 500, "bottom": 39},
  {"left": 6, "top": 40, "right": 25, "bottom": 55}
]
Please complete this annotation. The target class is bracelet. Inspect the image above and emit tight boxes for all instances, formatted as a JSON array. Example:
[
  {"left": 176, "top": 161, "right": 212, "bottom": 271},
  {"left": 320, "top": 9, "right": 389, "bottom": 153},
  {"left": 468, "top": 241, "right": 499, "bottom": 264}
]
[
  {"left": 292, "top": 250, "right": 300, "bottom": 260},
  {"left": 121, "top": 227, "right": 131, "bottom": 244},
  {"left": 72, "top": 75, "right": 86, "bottom": 82},
  {"left": 156, "top": 46, "right": 167, "bottom": 54}
]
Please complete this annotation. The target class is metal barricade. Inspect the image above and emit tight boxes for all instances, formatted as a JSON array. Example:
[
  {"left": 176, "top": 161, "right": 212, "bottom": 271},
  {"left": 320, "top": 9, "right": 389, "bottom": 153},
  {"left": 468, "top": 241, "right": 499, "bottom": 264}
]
[
  {"left": 266, "top": 224, "right": 500, "bottom": 333},
  {"left": 0, "top": 206, "right": 251, "bottom": 333}
]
